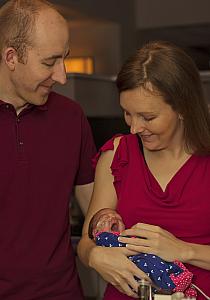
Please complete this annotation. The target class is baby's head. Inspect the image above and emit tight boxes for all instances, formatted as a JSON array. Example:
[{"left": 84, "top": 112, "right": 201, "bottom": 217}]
[{"left": 88, "top": 208, "right": 125, "bottom": 240}]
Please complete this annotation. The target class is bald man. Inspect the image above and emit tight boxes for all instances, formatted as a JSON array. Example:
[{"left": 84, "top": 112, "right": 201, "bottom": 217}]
[{"left": 0, "top": 1, "right": 96, "bottom": 299}]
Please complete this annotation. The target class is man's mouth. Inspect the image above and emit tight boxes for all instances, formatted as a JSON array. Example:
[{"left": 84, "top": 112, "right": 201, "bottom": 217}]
[
  {"left": 41, "top": 85, "right": 53, "bottom": 89},
  {"left": 40, "top": 85, "right": 54, "bottom": 94}
]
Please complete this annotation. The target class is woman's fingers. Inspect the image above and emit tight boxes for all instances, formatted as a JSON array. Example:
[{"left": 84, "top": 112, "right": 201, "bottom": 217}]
[
  {"left": 114, "top": 282, "right": 139, "bottom": 298},
  {"left": 120, "top": 228, "right": 152, "bottom": 239},
  {"left": 131, "top": 263, "right": 151, "bottom": 283},
  {"left": 119, "top": 235, "right": 150, "bottom": 246},
  {"left": 115, "top": 263, "right": 151, "bottom": 298},
  {"left": 111, "top": 267, "right": 146, "bottom": 298},
  {"left": 90, "top": 246, "right": 149, "bottom": 298},
  {"left": 121, "top": 246, "right": 140, "bottom": 256},
  {"left": 113, "top": 277, "right": 138, "bottom": 298},
  {"left": 120, "top": 225, "right": 173, "bottom": 242},
  {"left": 120, "top": 223, "right": 184, "bottom": 262},
  {"left": 131, "top": 223, "right": 174, "bottom": 239}
]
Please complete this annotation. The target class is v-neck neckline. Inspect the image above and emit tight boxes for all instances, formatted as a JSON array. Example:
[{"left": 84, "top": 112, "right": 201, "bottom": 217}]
[{"left": 135, "top": 134, "right": 197, "bottom": 204}]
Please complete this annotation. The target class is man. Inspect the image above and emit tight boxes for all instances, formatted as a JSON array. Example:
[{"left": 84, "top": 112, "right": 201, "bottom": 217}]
[{"left": 0, "top": 1, "right": 96, "bottom": 299}]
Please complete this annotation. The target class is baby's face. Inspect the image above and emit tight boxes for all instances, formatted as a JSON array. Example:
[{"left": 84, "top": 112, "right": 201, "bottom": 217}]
[{"left": 89, "top": 208, "right": 125, "bottom": 240}]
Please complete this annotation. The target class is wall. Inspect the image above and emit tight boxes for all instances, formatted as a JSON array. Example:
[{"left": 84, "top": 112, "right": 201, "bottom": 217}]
[
  {"left": 69, "top": 20, "right": 121, "bottom": 75},
  {"left": 52, "top": 0, "right": 137, "bottom": 63},
  {"left": 135, "top": 0, "right": 210, "bottom": 69},
  {"left": 135, "top": 0, "right": 210, "bottom": 29}
]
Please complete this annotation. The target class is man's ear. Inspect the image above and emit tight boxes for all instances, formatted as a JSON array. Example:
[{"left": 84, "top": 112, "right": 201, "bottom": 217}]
[{"left": 3, "top": 47, "right": 19, "bottom": 71}]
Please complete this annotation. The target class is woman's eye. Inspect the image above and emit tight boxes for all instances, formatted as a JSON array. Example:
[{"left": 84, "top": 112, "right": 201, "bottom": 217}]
[
  {"left": 143, "top": 116, "right": 155, "bottom": 121},
  {"left": 139, "top": 115, "right": 155, "bottom": 122}
]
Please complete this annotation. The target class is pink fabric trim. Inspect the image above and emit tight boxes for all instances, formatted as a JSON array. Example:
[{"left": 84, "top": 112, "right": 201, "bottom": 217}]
[
  {"left": 95, "top": 231, "right": 120, "bottom": 238},
  {"left": 171, "top": 260, "right": 197, "bottom": 297}
]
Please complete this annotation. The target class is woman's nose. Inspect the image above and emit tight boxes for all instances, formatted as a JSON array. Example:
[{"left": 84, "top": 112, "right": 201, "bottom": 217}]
[{"left": 130, "top": 118, "right": 145, "bottom": 134}]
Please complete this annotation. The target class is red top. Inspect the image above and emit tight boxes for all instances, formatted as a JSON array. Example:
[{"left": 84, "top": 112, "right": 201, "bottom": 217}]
[
  {"left": 0, "top": 92, "right": 96, "bottom": 300},
  {"left": 95, "top": 134, "right": 210, "bottom": 300}
]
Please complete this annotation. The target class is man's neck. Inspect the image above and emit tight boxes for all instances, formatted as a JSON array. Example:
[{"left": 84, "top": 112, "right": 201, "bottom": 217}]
[
  {"left": 0, "top": 73, "right": 28, "bottom": 114},
  {"left": 16, "top": 103, "right": 30, "bottom": 115},
  {"left": 0, "top": 91, "right": 28, "bottom": 114}
]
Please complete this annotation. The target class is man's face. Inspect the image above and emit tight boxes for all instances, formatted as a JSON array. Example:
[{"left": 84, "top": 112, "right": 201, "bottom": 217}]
[{"left": 11, "top": 8, "right": 70, "bottom": 107}]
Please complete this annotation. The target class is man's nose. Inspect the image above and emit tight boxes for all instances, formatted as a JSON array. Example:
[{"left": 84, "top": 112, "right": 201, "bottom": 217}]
[
  {"left": 130, "top": 118, "right": 145, "bottom": 134},
  {"left": 52, "top": 62, "right": 67, "bottom": 85}
]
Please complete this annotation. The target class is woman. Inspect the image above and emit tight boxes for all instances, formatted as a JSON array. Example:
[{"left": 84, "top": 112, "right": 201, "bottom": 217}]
[{"left": 78, "top": 41, "right": 210, "bottom": 300}]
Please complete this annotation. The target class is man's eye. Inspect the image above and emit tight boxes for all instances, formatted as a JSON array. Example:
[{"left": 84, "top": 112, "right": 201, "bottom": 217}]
[{"left": 43, "top": 62, "right": 55, "bottom": 67}]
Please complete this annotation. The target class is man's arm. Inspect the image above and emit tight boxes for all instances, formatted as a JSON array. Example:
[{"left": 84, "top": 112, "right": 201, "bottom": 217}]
[{"left": 74, "top": 182, "right": 94, "bottom": 215}]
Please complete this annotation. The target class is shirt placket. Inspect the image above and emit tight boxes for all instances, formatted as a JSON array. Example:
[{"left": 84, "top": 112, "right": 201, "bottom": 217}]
[{"left": 16, "top": 115, "right": 27, "bottom": 163}]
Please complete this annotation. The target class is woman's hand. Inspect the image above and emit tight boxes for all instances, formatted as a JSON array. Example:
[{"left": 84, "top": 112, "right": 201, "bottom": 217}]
[
  {"left": 118, "top": 223, "right": 189, "bottom": 262},
  {"left": 88, "top": 245, "right": 151, "bottom": 298}
]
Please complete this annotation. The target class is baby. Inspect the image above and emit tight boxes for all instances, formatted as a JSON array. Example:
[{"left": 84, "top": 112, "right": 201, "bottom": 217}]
[
  {"left": 88, "top": 208, "right": 196, "bottom": 297},
  {"left": 88, "top": 208, "right": 125, "bottom": 239}
]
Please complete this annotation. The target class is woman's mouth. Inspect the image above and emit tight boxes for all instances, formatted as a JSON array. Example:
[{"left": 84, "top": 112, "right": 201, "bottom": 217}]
[{"left": 140, "top": 134, "right": 154, "bottom": 142}]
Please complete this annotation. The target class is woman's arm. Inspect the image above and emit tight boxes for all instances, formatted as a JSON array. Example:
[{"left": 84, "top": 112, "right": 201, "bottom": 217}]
[
  {"left": 119, "top": 222, "right": 210, "bottom": 270},
  {"left": 186, "top": 242, "right": 210, "bottom": 270},
  {"left": 77, "top": 146, "right": 119, "bottom": 266},
  {"left": 77, "top": 138, "right": 150, "bottom": 298}
]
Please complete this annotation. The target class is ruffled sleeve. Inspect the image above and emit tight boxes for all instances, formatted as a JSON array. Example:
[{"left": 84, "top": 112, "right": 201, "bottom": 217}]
[
  {"left": 92, "top": 134, "right": 129, "bottom": 197},
  {"left": 110, "top": 135, "right": 128, "bottom": 188},
  {"left": 92, "top": 134, "right": 120, "bottom": 169}
]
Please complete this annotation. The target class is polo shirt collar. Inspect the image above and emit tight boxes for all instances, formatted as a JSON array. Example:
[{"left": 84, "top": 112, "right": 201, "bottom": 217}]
[
  {"left": 0, "top": 99, "right": 6, "bottom": 106},
  {"left": 30, "top": 102, "right": 48, "bottom": 111},
  {"left": 0, "top": 99, "right": 48, "bottom": 111}
]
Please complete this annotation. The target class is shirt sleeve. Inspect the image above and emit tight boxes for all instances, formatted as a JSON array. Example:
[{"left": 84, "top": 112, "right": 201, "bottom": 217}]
[{"left": 74, "top": 111, "right": 96, "bottom": 185}]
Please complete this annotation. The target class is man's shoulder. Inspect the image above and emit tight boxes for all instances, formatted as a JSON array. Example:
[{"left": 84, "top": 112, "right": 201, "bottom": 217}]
[{"left": 47, "top": 91, "right": 83, "bottom": 115}]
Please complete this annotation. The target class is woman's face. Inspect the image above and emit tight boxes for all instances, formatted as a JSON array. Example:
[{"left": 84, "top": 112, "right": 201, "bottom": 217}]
[{"left": 120, "top": 86, "right": 184, "bottom": 151}]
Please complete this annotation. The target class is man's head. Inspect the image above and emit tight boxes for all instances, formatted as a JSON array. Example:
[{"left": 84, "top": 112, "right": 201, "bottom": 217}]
[
  {"left": 0, "top": 0, "right": 54, "bottom": 63},
  {"left": 0, "top": 0, "right": 70, "bottom": 108}
]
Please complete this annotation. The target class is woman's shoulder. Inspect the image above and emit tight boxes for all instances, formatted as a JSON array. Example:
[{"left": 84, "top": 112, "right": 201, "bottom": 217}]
[
  {"left": 92, "top": 134, "right": 136, "bottom": 168},
  {"left": 98, "top": 133, "right": 136, "bottom": 154}
]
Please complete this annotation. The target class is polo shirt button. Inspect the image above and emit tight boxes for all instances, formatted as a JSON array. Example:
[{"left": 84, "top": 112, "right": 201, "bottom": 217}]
[
  {"left": 19, "top": 141, "right": 24, "bottom": 145},
  {"left": 17, "top": 118, "right": 20, "bottom": 122},
  {"left": 6, "top": 104, "right": 9, "bottom": 109}
]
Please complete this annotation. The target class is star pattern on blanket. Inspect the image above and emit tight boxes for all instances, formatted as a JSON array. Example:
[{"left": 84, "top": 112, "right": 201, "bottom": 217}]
[{"left": 95, "top": 231, "right": 196, "bottom": 297}]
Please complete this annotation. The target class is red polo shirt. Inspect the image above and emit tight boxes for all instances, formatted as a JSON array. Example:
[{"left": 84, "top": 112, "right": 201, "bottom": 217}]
[{"left": 0, "top": 92, "right": 96, "bottom": 300}]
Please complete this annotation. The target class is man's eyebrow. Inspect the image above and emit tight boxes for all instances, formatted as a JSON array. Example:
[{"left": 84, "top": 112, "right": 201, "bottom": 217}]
[
  {"left": 44, "top": 51, "right": 70, "bottom": 60},
  {"left": 65, "top": 50, "right": 70, "bottom": 58},
  {"left": 43, "top": 55, "right": 62, "bottom": 60}
]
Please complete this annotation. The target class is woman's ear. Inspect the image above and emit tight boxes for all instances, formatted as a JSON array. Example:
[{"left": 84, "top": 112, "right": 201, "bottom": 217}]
[{"left": 3, "top": 47, "right": 18, "bottom": 71}]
